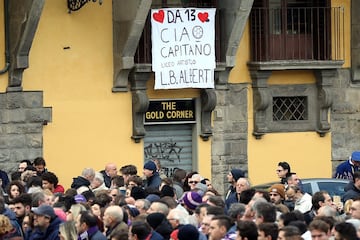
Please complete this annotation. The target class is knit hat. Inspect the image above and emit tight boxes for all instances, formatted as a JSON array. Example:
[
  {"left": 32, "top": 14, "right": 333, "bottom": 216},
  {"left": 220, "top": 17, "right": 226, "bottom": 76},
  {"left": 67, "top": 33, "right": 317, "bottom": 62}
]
[
  {"left": 178, "top": 224, "right": 199, "bottom": 240},
  {"left": 146, "top": 212, "right": 166, "bottom": 229},
  {"left": 194, "top": 183, "right": 207, "bottom": 197},
  {"left": 231, "top": 169, "right": 245, "bottom": 181},
  {"left": 181, "top": 191, "right": 202, "bottom": 210},
  {"left": 352, "top": 151, "right": 360, "bottom": 161},
  {"left": 128, "top": 207, "right": 140, "bottom": 218},
  {"left": 144, "top": 161, "right": 157, "bottom": 172},
  {"left": 160, "top": 185, "right": 175, "bottom": 198},
  {"left": 146, "top": 193, "right": 160, "bottom": 203},
  {"left": 74, "top": 194, "right": 87, "bottom": 203},
  {"left": 268, "top": 184, "right": 285, "bottom": 199},
  {"left": 131, "top": 186, "right": 147, "bottom": 200}
]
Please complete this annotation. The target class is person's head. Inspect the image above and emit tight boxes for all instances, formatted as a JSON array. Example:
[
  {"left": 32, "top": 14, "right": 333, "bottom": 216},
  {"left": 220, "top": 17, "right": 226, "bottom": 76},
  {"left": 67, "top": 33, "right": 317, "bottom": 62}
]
[
  {"left": 111, "top": 175, "right": 125, "bottom": 189},
  {"left": 103, "top": 205, "right": 124, "bottom": 228},
  {"left": 278, "top": 211, "right": 304, "bottom": 229},
  {"left": 172, "top": 168, "right": 187, "bottom": 183},
  {"left": 180, "top": 191, "right": 202, "bottom": 213},
  {"left": 236, "top": 220, "right": 258, "bottom": 240},
  {"left": 286, "top": 173, "right": 301, "bottom": 186},
  {"left": 130, "top": 220, "right": 151, "bottom": 240},
  {"left": 22, "top": 212, "right": 34, "bottom": 233},
  {"left": 58, "top": 221, "right": 77, "bottom": 240},
  {"left": 33, "top": 157, "right": 46, "bottom": 175},
  {"left": 119, "top": 165, "right": 137, "bottom": 184},
  {"left": 209, "top": 215, "right": 232, "bottom": 240},
  {"left": 134, "top": 199, "right": 151, "bottom": 214},
  {"left": 128, "top": 175, "right": 143, "bottom": 189},
  {"left": 178, "top": 224, "right": 199, "bottom": 240},
  {"left": 67, "top": 203, "right": 87, "bottom": 221},
  {"left": 350, "top": 198, "right": 360, "bottom": 219},
  {"left": 12, "top": 193, "right": 32, "bottom": 219},
  {"left": 258, "top": 222, "right": 278, "bottom": 240},
  {"left": 147, "top": 201, "right": 169, "bottom": 216},
  {"left": 18, "top": 160, "right": 32, "bottom": 173},
  {"left": 351, "top": 151, "right": 360, "bottom": 167},
  {"left": 268, "top": 184, "right": 285, "bottom": 204},
  {"left": 309, "top": 219, "right": 331, "bottom": 240},
  {"left": 81, "top": 168, "right": 95, "bottom": 182},
  {"left": 236, "top": 178, "right": 250, "bottom": 194},
  {"left": 76, "top": 210, "right": 98, "bottom": 234},
  {"left": 105, "top": 163, "right": 118, "bottom": 178},
  {"left": 31, "top": 191, "right": 46, "bottom": 208},
  {"left": 312, "top": 191, "right": 333, "bottom": 212},
  {"left": 33, "top": 204, "right": 57, "bottom": 231},
  {"left": 201, "top": 214, "right": 214, "bottom": 235},
  {"left": 334, "top": 222, "right": 358, "bottom": 240},
  {"left": 143, "top": 161, "right": 157, "bottom": 178},
  {"left": 0, "top": 215, "right": 14, "bottom": 235},
  {"left": 91, "top": 172, "right": 105, "bottom": 189},
  {"left": 278, "top": 226, "right": 302, "bottom": 240},
  {"left": 253, "top": 201, "right": 276, "bottom": 225},
  {"left": 6, "top": 180, "right": 25, "bottom": 199},
  {"left": 353, "top": 171, "right": 360, "bottom": 188},
  {"left": 188, "top": 174, "right": 202, "bottom": 190},
  {"left": 277, "top": 162, "right": 291, "bottom": 179},
  {"left": 227, "top": 203, "right": 246, "bottom": 222},
  {"left": 227, "top": 169, "right": 245, "bottom": 185},
  {"left": 167, "top": 208, "right": 189, "bottom": 229},
  {"left": 285, "top": 185, "right": 302, "bottom": 203},
  {"left": 207, "top": 195, "right": 226, "bottom": 209},
  {"left": 41, "top": 172, "right": 59, "bottom": 192}
]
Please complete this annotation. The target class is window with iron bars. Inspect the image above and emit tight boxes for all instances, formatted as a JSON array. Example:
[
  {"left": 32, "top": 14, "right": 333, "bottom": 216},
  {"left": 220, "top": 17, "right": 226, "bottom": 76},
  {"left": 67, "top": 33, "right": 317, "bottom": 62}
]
[
  {"left": 250, "top": 0, "right": 344, "bottom": 62},
  {"left": 134, "top": 0, "right": 220, "bottom": 64},
  {"left": 273, "top": 96, "right": 308, "bottom": 121}
]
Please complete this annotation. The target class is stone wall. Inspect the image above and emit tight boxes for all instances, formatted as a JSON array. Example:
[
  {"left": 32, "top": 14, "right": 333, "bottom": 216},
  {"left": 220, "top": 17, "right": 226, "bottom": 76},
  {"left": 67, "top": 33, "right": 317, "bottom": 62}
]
[
  {"left": 0, "top": 91, "right": 51, "bottom": 174},
  {"left": 212, "top": 83, "right": 249, "bottom": 195},
  {"left": 331, "top": 69, "right": 360, "bottom": 173}
]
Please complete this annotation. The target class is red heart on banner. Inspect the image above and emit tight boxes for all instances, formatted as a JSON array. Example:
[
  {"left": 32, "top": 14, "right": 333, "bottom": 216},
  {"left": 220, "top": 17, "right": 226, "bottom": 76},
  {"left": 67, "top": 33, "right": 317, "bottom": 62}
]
[
  {"left": 153, "top": 10, "right": 165, "bottom": 23},
  {"left": 198, "top": 12, "right": 209, "bottom": 23}
]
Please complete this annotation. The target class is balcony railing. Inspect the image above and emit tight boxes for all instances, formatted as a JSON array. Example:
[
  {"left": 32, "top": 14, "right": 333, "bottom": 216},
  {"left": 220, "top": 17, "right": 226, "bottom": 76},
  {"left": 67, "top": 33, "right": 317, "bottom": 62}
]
[{"left": 250, "top": 7, "right": 344, "bottom": 62}]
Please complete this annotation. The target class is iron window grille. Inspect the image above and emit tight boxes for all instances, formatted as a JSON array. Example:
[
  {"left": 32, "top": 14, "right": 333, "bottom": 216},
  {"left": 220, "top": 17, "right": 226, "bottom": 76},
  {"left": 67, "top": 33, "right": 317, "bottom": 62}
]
[{"left": 273, "top": 96, "right": 308, "bottom": 121}]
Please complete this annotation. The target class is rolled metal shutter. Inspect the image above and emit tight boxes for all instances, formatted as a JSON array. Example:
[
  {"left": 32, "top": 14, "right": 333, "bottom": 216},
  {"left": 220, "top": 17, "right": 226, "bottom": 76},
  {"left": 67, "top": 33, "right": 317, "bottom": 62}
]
[{"left": 144, "top": 124, "right": 193, "bottom": 177}]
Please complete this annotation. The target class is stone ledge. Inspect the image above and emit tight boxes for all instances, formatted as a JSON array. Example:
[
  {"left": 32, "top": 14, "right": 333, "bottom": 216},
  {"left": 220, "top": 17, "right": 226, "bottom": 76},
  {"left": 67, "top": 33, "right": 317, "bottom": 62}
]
[{"left": 248, "top": 60, "right": 344, "bottom": 71}]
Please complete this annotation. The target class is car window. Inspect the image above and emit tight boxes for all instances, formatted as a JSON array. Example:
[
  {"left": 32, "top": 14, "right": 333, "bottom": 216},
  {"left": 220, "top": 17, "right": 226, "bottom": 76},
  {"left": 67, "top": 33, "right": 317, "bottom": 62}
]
[
  {"left": 301, "top": 183, "right": 312, "bottom": 195},
  {"left": 317, "top": 182, "right": 347, "bottom": 197}
]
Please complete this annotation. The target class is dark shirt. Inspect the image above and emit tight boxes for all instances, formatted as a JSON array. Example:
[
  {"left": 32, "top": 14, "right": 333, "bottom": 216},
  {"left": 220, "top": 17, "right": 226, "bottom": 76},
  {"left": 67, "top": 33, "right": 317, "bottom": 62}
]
[{"left": 27, "top": 217, "right": 62, "bottom": 240}]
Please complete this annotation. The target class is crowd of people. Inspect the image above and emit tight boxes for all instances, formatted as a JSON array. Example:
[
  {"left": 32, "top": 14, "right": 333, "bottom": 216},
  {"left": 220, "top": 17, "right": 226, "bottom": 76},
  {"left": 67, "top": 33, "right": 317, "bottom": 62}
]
[{"left": 1, "top": 152, "right": 360, "bottom": 240}]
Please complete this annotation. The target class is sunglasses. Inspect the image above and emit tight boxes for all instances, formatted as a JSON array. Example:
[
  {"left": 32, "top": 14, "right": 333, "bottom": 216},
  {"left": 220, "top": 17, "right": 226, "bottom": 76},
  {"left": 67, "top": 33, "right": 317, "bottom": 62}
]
[{"left": 188, "top": 181, "right": 199, "bottom": 184}]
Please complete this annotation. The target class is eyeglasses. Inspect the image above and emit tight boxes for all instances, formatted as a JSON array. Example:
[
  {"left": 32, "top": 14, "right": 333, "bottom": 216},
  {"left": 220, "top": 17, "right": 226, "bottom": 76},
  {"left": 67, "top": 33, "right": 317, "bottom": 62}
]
[{"left": 188, "top": 181, "right": 199, "bottom": 184}]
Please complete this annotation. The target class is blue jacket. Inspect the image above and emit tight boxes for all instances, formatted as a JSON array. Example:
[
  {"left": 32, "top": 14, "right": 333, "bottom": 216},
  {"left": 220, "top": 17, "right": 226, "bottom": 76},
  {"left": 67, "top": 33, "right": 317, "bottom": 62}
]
[
  {"left": 342, "top": 182, "right": 360, "bottom": 202},
  {"left": 2, "top": 207, "right": 23, "bottom": 238},
  {"left": 145, "top": 172, "right": 161, "bottom": 189},
  {"left": 88, "top": 230, "right": 107, "bottom": 240},
  {"left": 334, "top": 159, "right": 359, "bottom": 180},
  {"left": 150, "top": 231, "right": 164, "bottom": 240},
  {"left": 27, "top": 217, "right": 62, "bottom": 240}
]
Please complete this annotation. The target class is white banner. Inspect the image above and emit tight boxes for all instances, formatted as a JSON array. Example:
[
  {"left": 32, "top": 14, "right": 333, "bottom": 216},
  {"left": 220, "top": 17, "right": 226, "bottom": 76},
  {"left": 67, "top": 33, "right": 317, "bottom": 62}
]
[{"left": 151, "top": 8, "right": 216, "bottom": 89}]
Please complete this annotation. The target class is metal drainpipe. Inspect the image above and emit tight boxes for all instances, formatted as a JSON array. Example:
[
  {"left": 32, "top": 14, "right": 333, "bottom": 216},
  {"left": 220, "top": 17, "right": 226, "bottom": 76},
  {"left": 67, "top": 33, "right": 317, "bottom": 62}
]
[{"left": 0, "top": 0, "right": 10, "bottom": 74}]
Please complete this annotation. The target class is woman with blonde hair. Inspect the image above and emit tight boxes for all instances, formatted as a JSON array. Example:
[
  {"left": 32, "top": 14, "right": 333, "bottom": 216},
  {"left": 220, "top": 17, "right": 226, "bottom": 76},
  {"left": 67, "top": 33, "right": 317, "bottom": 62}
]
[
  {"left": 66, "top": 203, "right": 87, "bottom": 221},
  {"left": 0, "top": 214, "right": 22, "bottom": 239},
  {"left": 58, "top": 221, "right": 77, "bottom": 240}
]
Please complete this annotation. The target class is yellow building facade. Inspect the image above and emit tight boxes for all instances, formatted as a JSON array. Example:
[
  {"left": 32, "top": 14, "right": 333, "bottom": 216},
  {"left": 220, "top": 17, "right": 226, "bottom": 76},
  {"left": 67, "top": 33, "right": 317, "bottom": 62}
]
[{"left": 0, "top": 0, "right": 354, "bottom": 194}]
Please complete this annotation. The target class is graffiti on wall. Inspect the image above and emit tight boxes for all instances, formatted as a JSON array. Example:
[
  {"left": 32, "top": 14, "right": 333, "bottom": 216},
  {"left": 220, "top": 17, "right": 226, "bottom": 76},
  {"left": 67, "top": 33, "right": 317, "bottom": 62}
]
[{"left": 144, "top": 139, "right": 183, "bottom": 162}]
